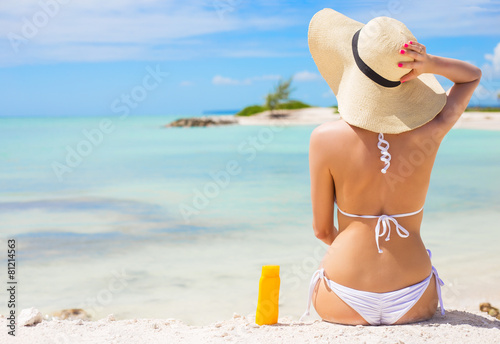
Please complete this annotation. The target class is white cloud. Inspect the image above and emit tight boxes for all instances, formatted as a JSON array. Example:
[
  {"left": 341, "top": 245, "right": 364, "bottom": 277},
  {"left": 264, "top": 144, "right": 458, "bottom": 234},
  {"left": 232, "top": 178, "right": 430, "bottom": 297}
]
[
  {"left": 212, "top": 74, "right": 281, "bottom": 85},
  {"left": 294, "top": 70, "right": 321, "bottom": 82},
  {"left": 212, "top": 75, "right": 244, "bottom": 85},
  {"left": 467, "top": 42, "right": 500, "bottom": 104},
  {"left": 471, "top": 84, "right": 500, "bottom": 105},
  {"left": 2, "top": 1, "right": 499, "bottom": 65},
  {"left": 484, "top": 42, "right": 500, "bottom": 77},
  {"left": 0, "top": 0, "right": 299, "bottom": 65},
  {"left": 350, "top": 0, "right": 500, "bottom": 38}
]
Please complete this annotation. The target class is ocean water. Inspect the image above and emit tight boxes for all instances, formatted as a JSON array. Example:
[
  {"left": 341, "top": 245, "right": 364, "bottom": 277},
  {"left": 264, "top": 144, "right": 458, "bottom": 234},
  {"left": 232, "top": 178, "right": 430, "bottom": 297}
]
[{"left": 0, "top": 115, "right": 499, "bottom": 325}]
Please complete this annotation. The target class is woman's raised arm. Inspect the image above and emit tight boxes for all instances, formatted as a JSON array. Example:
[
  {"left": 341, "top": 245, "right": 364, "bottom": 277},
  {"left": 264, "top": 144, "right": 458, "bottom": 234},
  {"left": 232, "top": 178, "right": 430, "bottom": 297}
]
[{"left": 399, "top": 41, "right": 482, "bottom": 135}]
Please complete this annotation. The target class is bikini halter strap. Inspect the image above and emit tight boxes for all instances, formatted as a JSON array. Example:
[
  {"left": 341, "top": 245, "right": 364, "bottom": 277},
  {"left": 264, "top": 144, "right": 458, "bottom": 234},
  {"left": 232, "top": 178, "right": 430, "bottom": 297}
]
[{"left": 378, "top": 133, "right": 391, "bottom": 174}]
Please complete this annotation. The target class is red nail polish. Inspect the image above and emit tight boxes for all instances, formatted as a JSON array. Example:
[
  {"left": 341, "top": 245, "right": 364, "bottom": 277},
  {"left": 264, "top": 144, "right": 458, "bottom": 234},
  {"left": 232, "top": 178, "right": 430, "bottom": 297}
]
[
  {"left": 398, "top": 63, "right": 403, "bottom": 67},
  {"left": 400, "top": 50, "right": 405, "bottom": 54},
  {"left": 401, "top": 81, "right": 405, "bottom": 83},
  {"left": 409, "top": 41, "right": 413, "bottom": 44},
  {"left": 404, "top": 44, "right": 408, "bottom": 48}
]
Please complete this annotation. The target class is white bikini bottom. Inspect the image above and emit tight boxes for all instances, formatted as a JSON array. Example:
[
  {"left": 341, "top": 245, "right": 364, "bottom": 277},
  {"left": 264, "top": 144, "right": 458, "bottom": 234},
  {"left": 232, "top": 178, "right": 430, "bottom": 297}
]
[{"left": 300, "top": 249, "right": 445, "bottom": 325}]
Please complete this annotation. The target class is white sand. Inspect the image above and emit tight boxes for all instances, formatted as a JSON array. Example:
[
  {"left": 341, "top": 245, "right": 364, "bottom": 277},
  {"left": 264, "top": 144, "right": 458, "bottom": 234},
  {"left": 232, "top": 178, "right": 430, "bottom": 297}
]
[
  {"left": 237, "top": 107, "right": 340, "bottom": 126},
  {"left": 1, "top": 309, "right": 499, "bottom": 344},
  {"left": 453, "top": 111, "right": 500, "bottom": 130},
  {"left": 230, "top": 108, "right": 500, "bottom": 130}
]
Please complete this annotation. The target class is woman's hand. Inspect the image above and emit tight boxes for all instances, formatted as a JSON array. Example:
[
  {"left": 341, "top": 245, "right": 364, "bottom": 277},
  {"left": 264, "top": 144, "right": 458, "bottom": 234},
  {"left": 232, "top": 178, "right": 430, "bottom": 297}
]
[
  {"left": 398, "top": 41, "right": 434, "bottom": 83},
  {"left": 397, "top": 40, "right": 481, "bottom": 136}
]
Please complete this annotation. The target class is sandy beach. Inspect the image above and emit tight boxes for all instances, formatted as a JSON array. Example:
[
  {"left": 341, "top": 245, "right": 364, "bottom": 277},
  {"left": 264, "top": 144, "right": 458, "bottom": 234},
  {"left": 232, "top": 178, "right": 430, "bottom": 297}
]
[
  {"left": 211, "top": 108, "right": 500, "bottom": 130},
  {"left": 2, "top": 308, "right": 499, "bottom": 343},
  {"left": 0, "top": 108, "right": 500, "bottom": 344},
  {"left": 453, "top": 111, "right": 500, "bottom": 130},
  {"left": 237, "top": 107, "right": 341, "bottom": 126}
]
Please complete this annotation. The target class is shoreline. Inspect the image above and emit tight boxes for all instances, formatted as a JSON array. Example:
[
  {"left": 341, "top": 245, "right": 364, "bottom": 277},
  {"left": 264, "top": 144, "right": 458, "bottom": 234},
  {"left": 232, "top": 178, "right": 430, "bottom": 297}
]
[
  {"left": 167, "top": 108, "right": 500, "bottom": 131},
  {"left": 2, "top": 308, "right": 499, "bottom": 343}
]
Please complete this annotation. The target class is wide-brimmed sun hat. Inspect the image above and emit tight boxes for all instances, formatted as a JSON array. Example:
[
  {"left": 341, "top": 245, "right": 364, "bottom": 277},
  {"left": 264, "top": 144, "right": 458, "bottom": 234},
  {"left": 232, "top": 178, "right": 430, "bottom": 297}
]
[{"left": 308, "top": 8, "right": 447, "bottom": 134}]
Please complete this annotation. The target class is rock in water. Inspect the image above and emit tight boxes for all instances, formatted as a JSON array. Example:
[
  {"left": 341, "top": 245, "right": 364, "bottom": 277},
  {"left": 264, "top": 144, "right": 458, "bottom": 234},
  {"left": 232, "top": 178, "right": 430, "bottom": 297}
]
[
  {"left": 51, "top": 308, "right": 91, "bottom": 321},
  {"left": 19, "top": 307, "right": 43, "bottom": 326},
  {"left": 166, "top": 116, "right": 237, "bottom": 127}
]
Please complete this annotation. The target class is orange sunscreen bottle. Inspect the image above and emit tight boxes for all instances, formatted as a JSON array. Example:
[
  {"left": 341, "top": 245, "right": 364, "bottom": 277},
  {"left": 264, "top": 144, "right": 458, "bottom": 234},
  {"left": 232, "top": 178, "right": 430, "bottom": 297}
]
[{"left": 255, "top": 265, "right": 280, "bottom": 325}]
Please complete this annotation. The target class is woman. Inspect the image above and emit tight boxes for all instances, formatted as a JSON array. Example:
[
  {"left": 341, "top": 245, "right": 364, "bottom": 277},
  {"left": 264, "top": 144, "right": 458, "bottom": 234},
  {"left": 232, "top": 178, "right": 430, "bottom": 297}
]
[{"left": 301, "top": 9, "right": 481, "bottom": 325}]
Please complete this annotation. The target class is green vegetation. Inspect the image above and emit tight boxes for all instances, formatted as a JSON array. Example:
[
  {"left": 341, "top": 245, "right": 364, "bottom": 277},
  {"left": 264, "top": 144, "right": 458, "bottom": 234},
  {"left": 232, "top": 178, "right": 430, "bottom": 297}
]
[
  {"left": 236, "top": 78, "right": 311, "bottom": 116},
  {"left": 236, "top": 105, "right": 267, "bottom": 117},
  {"left": 236, "top": 101, "right": 311, "bottom": 116},
  {"left": 265, "top": 77, "right": 294, "bottom": 115},
  {"left": 465, "top": 106, "right": 500, "bottom": 112},
  {"left": 276, "top": 100, "right": 311, "bottom": 110}
]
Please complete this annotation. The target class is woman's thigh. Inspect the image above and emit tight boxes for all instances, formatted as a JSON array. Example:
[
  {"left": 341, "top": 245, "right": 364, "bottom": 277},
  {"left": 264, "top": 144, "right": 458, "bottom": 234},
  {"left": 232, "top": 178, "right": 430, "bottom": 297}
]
[{"left": 312, "top": 276, "right": 439, "bottom": 326}]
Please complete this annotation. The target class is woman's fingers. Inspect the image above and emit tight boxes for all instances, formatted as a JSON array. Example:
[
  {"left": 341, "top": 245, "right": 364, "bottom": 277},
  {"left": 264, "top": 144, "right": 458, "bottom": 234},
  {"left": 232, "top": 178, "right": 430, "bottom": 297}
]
[
  {"left": 400, "top": 69, "right": 419, "bottom": 83},
  {"left": 398, "top": 61, "right": 423, "bottom": 83},
  {"left": 397, "top": 41, "right": 428, "bottom": 83},
  {"left": 407, "top": 42, "right": 425, "bottom": 53},
  {"left": 398, "top": 61, "right": 421, "bottom": 70},
  {"left": 400, "top": 49, "right": 421, "bottom": 59},
  {"left": 400, "top": 41, "right": 426, "bottom": 57}
]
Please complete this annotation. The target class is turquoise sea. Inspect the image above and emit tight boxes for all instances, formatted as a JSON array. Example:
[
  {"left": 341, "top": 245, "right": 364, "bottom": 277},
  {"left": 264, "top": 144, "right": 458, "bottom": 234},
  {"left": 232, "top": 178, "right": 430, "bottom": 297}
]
[{"left": 1, "top": 115, "right": 499, "bottom": 325}]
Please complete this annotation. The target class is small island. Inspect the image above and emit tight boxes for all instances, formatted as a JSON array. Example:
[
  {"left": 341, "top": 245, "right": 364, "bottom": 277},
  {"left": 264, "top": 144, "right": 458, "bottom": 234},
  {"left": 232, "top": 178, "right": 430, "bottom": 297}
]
[
  {"left": 165, "top": 78, "right": 500, "bottom": 129},
  {"left": 165, "top": 78, "right": 340, "bottom": 127}
]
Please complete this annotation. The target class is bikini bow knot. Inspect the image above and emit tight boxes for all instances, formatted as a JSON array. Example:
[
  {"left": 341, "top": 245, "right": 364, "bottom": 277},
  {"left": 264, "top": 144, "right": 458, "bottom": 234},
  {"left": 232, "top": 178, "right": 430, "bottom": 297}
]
[
  {"left": 299, "top": 268, "right": 325, "bottom": 322},
  {"left": 374, "top": 215, "right": 410, "bottom": 253}
]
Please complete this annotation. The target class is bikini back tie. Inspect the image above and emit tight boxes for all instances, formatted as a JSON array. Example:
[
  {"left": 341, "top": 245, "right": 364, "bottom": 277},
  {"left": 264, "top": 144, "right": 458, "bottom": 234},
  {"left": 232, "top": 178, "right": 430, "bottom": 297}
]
[{"left": 336, "top": 203, "right": 424, "bottom": 253}]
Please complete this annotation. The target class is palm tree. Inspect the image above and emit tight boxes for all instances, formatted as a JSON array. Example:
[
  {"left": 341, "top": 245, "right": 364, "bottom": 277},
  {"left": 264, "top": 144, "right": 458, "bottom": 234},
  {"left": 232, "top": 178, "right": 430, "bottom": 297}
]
[
  {"left": 265, "top": 93, "right": 279, "bottom": 114},
  {"left": 265, "top": 77, "right": 294, "bottom": 116}
]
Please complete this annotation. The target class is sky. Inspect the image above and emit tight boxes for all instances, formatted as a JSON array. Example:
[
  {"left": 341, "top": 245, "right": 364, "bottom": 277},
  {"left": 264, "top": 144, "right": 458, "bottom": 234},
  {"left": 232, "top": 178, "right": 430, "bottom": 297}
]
[{"left": 0, "top": 0, "right": 500, "bottom": 117}]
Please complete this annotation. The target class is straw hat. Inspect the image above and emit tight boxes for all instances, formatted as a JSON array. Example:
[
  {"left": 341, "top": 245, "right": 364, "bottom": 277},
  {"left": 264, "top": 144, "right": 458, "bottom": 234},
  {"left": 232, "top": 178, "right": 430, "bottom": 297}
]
[{"left": 308, "top": 9, "right": 446, "bottom": 134}]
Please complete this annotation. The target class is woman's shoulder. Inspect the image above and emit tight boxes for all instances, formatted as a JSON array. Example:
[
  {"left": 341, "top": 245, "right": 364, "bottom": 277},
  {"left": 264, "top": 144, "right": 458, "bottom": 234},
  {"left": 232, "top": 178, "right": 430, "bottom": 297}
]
[
  {"left": 309, "top": 120, "right": 352, "bottom": 158},
  {"left": 311, "top": 120, "right": 349, "bottom": 138}
]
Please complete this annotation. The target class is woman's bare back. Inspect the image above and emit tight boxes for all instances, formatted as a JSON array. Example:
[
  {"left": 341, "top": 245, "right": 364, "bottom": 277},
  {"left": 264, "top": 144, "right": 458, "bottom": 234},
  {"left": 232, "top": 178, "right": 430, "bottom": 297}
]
[
  {"left": 315, "top": 118, "right": 443, "bottom": 289},
  {"left": 310, "top": 118, "right": 445, "bottom": 324}
]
